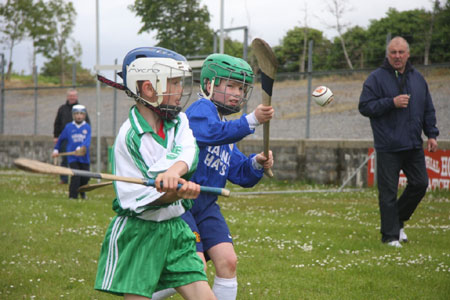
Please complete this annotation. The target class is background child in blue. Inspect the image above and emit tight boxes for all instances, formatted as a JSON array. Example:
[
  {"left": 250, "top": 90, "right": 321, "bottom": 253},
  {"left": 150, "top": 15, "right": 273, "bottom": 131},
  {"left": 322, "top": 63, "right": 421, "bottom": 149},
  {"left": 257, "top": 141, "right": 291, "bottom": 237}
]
[
  {"left": 153, "top": 53, "right": 274, "bottom": 300},
  {"left": 52, "top": 104, "right": 91, "bottom": 199}
]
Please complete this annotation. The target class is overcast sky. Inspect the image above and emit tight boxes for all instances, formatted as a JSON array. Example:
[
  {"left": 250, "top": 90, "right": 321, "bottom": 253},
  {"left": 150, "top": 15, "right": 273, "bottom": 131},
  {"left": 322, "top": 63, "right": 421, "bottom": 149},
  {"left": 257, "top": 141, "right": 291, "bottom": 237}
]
[{"left": 7, "top": 0, "right": 434, "bottom": 75}]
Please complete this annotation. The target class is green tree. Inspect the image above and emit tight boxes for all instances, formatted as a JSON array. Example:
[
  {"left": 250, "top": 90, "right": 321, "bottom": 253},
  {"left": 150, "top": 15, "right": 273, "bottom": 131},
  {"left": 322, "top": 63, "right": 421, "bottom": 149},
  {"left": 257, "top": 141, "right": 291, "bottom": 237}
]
[
  {"left": 326, "top": 0, "right": 354, "bottom": 69},
  {"left": 43, "top": 0, "right": 77, "bottom": 85},
  {"left": 130, "top": 0, "right": 214, "bottom": 56},
  {"left": 276, "top": 27, "right": 331, "bottom": 72},
  {"left": 365, "top": 8, "right": 431, "bottom": 67},
  {"left": 0, "top": 0, "right": 30, "bottom": 79},
  {"left": 23, "top": 0, "right": 53, "bottom": 75},
  {"left": 431, "top": 0, "right": 450, "bottom": 63},
  {"left": 327, "top": 26, "right": 368, "bottom": 69},
  {"left": 41, "top": 50, "right": 94, "bottom": 85}
]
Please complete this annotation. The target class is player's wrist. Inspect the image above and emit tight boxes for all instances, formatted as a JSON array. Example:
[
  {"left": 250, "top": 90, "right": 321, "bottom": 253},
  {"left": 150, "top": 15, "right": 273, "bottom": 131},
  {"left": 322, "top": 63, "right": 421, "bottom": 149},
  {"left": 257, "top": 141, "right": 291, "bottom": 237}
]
[
  {"left": 251, "top": 156, "right": 264, "bottom": 170},
  {"left": 245, "top": 111, "right": 260, "bottom": 130}
]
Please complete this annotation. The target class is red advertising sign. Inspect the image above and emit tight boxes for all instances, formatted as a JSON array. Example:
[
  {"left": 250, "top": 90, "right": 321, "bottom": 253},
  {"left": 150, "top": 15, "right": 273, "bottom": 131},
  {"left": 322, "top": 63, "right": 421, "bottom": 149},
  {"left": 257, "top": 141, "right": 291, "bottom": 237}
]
[{"left": 367, "top": 148, "right": 450, "bottom": 191}]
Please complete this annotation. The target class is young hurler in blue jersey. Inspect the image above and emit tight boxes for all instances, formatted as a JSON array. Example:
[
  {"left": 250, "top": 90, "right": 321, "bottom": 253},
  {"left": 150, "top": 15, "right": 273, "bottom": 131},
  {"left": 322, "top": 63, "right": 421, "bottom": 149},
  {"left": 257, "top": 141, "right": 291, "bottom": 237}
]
[
  {"left": 52, "top": 104, "right": 91, "bottom": 199},
  {"left": 152, "top": 54, "right": 274, "bottom": 300}
]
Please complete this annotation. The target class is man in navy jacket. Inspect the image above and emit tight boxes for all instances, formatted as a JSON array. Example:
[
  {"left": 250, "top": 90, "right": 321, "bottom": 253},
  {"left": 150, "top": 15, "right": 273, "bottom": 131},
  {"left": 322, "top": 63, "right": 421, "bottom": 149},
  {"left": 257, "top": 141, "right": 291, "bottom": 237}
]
[{"left": 359, "top": 36, "right": 439, "bottom": 248}]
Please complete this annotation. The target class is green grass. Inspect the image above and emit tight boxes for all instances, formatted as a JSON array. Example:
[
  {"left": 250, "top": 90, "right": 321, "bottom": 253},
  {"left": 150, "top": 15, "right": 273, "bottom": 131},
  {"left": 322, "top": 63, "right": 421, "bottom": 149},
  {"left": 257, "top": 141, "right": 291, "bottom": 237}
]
[{"left": 1, "top": 171, "right": 449, "bottom": 299}]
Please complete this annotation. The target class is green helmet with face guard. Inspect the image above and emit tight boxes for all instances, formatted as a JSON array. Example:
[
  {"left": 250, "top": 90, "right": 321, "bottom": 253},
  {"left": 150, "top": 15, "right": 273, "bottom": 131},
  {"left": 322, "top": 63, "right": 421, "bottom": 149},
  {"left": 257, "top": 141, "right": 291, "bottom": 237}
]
[{"left": 200, "top": 53, "right": 254, "bottom": 115}]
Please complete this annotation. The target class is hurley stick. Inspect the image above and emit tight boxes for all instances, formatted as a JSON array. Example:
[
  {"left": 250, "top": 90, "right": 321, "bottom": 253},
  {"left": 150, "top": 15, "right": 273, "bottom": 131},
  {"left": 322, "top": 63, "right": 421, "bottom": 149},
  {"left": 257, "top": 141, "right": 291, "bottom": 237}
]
[
  {"left": 57, "top": 146, "right": 87, "bottom": 157},
  {"left": 251, "top": 38, "right": 278, "bottom": 177},
  {"left": 14, "top": 158, "right": 230, "bottom": 197},
  {"left": 78, "top": 181, "right": 112, "bottom": 193}
]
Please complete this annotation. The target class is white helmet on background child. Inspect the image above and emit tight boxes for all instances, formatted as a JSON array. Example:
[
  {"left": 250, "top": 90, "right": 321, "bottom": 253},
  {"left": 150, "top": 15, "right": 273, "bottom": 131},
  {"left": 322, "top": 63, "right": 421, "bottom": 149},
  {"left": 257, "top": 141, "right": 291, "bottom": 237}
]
[{"left": 72, "top": 104, "right": 86, "bottom": 114}]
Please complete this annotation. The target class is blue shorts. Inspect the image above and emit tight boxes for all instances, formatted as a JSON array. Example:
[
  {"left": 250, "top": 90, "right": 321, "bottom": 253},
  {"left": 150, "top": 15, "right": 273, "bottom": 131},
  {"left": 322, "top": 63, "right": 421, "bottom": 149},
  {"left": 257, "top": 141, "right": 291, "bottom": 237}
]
[{"left": 181, "top": 202, "right": 232, "bottom": 258}]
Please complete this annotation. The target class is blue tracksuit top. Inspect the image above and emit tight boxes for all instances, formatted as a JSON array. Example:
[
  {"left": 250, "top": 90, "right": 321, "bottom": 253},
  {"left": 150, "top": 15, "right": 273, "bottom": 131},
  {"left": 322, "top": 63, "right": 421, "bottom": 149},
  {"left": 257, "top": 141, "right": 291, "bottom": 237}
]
[
  {"left": 54, "top": 121, "right": 91, "bottom": 164},
  {"left": 359, "top": 58, "right": 439, "bottom": 152},
  {"left": 186, "top": 98, "right": 264, "bottom": 214}
]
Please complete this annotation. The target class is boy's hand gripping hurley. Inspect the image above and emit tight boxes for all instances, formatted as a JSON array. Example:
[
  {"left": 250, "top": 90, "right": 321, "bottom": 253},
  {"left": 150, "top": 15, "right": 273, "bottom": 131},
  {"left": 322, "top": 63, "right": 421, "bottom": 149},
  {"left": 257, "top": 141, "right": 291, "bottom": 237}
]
[
  {"left": 251, "top": 38, "right": 278, "bottom": 178},
  {"left": 56, "top": 146, "right": 87, "bottom": 157}
]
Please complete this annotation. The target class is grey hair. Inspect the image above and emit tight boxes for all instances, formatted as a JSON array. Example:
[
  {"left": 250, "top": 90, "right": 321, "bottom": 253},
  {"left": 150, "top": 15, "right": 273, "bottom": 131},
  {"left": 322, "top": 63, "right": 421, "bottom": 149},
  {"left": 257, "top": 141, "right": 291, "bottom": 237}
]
[{"left": 386, "top": 36, "right": 410, "bottom": 55}]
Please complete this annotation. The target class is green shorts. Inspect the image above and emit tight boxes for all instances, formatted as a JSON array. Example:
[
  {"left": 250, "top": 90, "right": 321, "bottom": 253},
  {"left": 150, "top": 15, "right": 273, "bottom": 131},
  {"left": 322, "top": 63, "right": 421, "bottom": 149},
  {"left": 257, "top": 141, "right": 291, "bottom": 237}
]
[{"left": 95, "top": 216, "right": 207, "bottom": 298}]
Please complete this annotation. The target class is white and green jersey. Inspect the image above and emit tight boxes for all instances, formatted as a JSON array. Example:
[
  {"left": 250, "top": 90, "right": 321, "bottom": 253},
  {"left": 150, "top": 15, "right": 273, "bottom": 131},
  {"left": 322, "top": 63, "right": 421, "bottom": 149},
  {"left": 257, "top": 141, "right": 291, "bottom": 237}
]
[{"left": 111, "top": 106, "right": 199, "bottom": 222}]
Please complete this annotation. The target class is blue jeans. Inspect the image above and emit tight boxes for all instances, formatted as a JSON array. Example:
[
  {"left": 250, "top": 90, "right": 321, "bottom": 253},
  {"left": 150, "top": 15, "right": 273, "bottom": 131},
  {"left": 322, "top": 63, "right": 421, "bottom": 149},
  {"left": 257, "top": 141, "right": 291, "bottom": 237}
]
[{"left": 376, "top": 149, "right": 428, "bottom": 242}]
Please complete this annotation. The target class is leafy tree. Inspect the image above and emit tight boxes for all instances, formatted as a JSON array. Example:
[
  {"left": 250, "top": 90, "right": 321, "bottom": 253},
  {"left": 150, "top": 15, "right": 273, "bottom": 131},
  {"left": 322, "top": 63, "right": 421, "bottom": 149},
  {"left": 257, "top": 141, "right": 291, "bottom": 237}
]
[
  {"left": 327, "top": 26, "right": 368, "bottom": 69},
  {"left": 365, "top": 8, "right": 431, "bottom": 67},
  {"left": 23, "top": 0, "right": 53, "bottom": 75},
  {"left": 41, "top": 43, "right": 94, "bottom": 85},
  {"left": 423, "top": 0, "right": 440, "bottom": 65},
  {"left": 43, "top": 0, "right": 77, "bottom": 85},
  {"left": 276, "top": 27, "right": 331, "bottom": 72},
  {"left": 431, "top": 0, "right": 450, "bottom": 63},
  {"left": 0, "top": 0, "right": 31, "bottom": 79},
  {"left": 326, "top": 0, "right": 354, "bottom": 69},
  {"left": 130, "top": 0, "right": 214, "bottom": 56},
  {"left": 223, "top": 38, "right": 244, "bottom": 59}
]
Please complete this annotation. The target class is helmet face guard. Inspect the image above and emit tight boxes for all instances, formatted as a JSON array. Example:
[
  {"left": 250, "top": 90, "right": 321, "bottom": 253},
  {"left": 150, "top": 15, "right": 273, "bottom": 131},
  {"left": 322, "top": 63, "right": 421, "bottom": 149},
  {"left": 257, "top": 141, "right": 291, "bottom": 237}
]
[
  {"left": 200, "top": 54, "right": 254, "bottom": 115},
  {"left": 122, "top": 47, "right": 193, "bottom": 120}
]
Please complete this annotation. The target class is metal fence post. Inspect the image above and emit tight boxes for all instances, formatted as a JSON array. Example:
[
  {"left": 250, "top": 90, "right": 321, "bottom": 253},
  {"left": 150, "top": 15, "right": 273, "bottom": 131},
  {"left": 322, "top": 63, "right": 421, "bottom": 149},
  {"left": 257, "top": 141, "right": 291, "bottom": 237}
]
[
  {"left": 33, "top": 66, "right": 38, "bottom": 135},
  {"left": 113, "top": 58, "right": 118, "bottom": 136},
  {"left": 305, "top": 40, "right": 313, "bottom": 139},
  {"left": 0, "top": 53, "right": 4, "bottom": 134},
  {"left": 72, "top": 63, "right": 76, "bottom": 88}
]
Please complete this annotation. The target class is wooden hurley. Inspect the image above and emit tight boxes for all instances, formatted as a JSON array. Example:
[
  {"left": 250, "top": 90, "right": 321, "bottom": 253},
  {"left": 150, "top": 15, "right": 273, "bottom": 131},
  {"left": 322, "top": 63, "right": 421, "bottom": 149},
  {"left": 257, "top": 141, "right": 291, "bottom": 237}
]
[
  {"left": 57, "top": 146, "right": 87, "bottom": 157},
  {"left": 14, "top": 158, "right": 230, "bottom": 197},
  {"left": 78, "top": 181, "right": 113, "bottom": 193},
  {"left": 251, "top": 38, "right": 278, "bottom": 178}
]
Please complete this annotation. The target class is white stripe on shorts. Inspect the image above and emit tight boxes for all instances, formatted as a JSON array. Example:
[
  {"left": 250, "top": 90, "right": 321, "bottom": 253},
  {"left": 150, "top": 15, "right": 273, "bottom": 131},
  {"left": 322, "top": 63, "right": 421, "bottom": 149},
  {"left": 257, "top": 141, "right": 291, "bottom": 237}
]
[{"left": 102, "top": 216, "right": 128, "bottom": 290}]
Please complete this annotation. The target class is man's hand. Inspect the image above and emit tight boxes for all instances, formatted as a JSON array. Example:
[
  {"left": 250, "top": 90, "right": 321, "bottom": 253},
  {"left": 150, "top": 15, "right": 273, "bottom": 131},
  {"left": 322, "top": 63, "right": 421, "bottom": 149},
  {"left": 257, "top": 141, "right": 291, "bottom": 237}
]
[
  {"left": 427, "top": 138, "right": 438, "bottom": 152},
  {"left": 255, "top": 150, "right": 274, "bottom": 170},
  {"left": 254, "top": 104, "right": 274, "bottom": 124},
  {"left": 393, "top": 94, "right": 410, "bottom": 108}
]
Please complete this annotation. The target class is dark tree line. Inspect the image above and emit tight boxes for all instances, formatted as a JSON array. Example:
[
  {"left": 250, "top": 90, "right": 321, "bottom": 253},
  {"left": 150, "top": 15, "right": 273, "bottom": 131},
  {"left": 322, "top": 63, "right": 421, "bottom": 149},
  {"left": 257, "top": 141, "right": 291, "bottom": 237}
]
[
  {"left": 2, "top": 0, "right": 449, "bottom": 83},
  {"left": 131, "top": 0, "right": 450, "bottom": 72}
]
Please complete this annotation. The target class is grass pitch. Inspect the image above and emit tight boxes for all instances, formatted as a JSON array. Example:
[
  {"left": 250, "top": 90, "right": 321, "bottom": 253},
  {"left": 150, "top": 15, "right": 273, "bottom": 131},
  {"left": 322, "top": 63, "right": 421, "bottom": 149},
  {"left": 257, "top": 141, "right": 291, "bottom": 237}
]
[{"left": 1, "top": 170, "right": 449, "bottom": 299}]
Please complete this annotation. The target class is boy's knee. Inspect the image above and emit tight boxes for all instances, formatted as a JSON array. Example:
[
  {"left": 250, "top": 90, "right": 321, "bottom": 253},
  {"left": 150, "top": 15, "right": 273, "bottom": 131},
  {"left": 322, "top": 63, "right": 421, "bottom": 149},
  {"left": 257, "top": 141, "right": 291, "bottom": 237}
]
[{"left": 223, "top": 255, "right": 237, "bottom": 273}]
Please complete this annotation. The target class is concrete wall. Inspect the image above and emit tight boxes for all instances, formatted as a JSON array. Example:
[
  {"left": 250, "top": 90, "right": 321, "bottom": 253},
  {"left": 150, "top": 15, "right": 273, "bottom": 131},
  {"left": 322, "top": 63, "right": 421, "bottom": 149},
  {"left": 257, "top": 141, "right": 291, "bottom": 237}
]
[{"left": 1, "top": 135, "right": 449, "bottom": 188}]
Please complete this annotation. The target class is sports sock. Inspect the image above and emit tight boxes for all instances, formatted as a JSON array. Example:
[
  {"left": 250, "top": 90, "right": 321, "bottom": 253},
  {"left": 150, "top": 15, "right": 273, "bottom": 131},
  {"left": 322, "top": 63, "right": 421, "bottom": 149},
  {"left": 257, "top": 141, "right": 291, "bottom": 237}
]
[
  {"left": 151, "top": 288, "right": 176, "bottom": 300},
  {"left": 212, "top": 276, "right": 237, "bottom": 300}
]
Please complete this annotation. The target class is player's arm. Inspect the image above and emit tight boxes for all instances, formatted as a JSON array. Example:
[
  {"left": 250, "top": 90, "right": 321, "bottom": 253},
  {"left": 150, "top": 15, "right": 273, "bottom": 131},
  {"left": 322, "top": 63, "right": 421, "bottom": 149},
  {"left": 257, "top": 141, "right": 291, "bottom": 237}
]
[
  {"left": 187, "top": 101, "right": 253, "bottom": 146},
  {"left": 227, "top": 146, "right": 265, "bottom": 188},
  {"left": 171, "top": 113, "right": 199, "bottom": 177},
  {"left": 81, "top": 124, "right": 92, "bottom": 149},
  {"left": 52, "top": 126, "right": 68, "bottom": 157},
  {"left": 53, "top": 107, "right": 63, "bottom": 142},
  {"left": 358, "top": 76, "right": 396, "bottom": 118},
  {"left": 247, "top": 104, "right": 274, "bottom": 128}
]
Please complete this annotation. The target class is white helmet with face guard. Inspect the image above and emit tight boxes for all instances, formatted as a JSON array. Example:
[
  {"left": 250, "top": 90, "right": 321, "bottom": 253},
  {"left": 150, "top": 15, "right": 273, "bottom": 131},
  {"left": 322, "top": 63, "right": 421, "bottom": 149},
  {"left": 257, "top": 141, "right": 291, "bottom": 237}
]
[{"left": 120, "top": 47, "right": 193, "bottom": 120}]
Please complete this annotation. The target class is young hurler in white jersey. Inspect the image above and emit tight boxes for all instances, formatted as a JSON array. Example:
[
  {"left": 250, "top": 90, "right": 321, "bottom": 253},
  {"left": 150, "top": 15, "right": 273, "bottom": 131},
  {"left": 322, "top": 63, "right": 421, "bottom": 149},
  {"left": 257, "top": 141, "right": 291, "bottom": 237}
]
[
  {"left": 152, "top": 54, "right": 274, "bottom": 300},
  {"left": 94, "top": 47, "right": 216, "bottom": 300}
]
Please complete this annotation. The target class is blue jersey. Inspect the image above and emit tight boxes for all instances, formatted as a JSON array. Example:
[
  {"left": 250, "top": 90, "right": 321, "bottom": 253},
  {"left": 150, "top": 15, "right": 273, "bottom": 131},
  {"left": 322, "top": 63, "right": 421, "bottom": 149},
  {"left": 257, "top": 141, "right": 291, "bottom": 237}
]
[
  {"left": 55, "top": 121, "right": 91, "bottom": 164},
  {"left": 186, "top": 98, "right": 263, "bottom": 215}
]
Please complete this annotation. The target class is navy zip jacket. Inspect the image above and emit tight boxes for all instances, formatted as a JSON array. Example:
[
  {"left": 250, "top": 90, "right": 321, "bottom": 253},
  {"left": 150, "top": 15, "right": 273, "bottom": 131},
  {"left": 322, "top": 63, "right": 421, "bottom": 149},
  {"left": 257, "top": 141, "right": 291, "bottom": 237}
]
[{"left": 359, "top": 58, "right": 439, "bottom": 152}]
